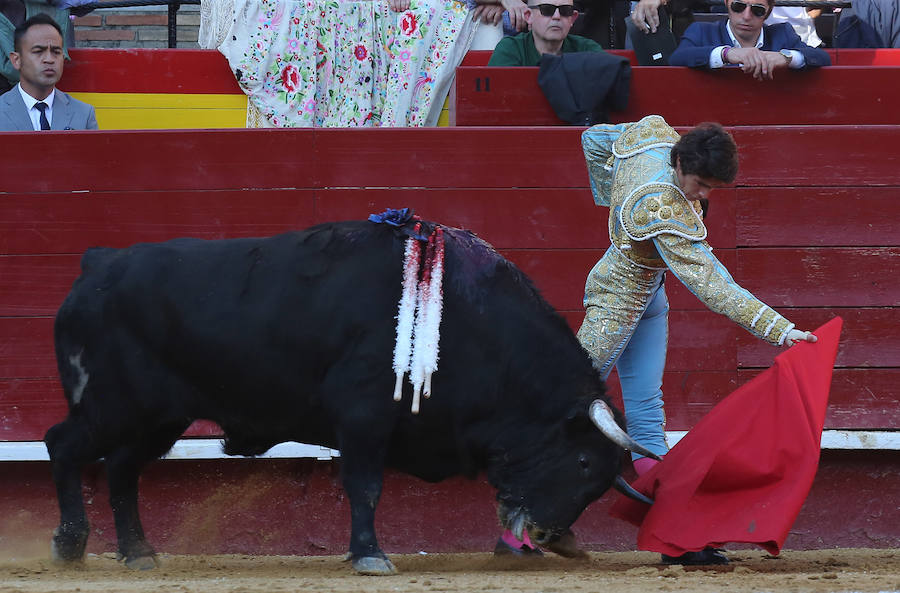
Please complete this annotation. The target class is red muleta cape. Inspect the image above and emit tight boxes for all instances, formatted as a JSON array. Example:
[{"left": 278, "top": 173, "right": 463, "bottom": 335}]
[{"left": 610, "top": 317, "right": 843, "bottom": 556}]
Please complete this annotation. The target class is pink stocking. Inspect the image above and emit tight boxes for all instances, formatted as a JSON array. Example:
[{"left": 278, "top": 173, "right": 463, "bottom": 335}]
[{"left": 633, "top": 457, "right": 660, "bottom": 476}]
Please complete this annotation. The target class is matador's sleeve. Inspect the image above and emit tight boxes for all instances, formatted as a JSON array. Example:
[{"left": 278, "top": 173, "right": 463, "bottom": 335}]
[
  {"left": 582, "top": 123, "right": 628, "bottom": 207},
  {"left": 653, "top": 233, "right": 795, "bottom": 346}
]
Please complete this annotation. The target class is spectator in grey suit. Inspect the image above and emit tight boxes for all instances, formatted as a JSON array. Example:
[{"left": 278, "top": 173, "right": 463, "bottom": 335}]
[{"left": 0, "top": 12, "right": 96, "bottom": 131}]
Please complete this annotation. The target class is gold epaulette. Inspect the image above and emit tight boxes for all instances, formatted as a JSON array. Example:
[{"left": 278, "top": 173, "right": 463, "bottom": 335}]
[
  {"left": 612, "top": 115, "right": 681, "bottom": 159},
  {"left": 619, "top": 182, "right": 707, "bottom": 241}
]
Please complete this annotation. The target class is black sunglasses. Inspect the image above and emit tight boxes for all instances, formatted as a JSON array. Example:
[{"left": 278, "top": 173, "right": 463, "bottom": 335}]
[
  {"left": 528, "top": 3, "right": 576, "bottom": 17},
  {"left": 729, "top": 1, "right": 768, "bottom": 18}
]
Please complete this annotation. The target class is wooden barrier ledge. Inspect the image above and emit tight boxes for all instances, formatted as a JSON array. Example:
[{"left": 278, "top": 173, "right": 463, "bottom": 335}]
[
  {"left": 459, "top": 48, "right": 900, "bottom": 66},
  {"left": 451, "top": 63, "right": 900, "bottom": 126}
]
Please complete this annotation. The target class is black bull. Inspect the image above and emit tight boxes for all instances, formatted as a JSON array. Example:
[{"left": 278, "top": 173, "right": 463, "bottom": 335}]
[{"left": 47, "top": 219, "right": 655, "bottom": 574}]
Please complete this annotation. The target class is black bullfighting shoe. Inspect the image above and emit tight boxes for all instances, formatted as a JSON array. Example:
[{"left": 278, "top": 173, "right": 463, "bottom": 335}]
[{"left": 660, "top": 547, "right": 729, "bottom": 565}]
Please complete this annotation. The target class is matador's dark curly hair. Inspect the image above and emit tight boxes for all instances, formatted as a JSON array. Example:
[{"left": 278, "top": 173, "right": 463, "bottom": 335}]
[{"left": 670, "top": 122, "right": 739, "bottom": 184}]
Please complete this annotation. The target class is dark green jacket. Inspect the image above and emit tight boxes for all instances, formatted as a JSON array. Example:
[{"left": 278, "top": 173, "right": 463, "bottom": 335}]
[{"left": 487, "top": 32, "right": 603, "bottom": 66}]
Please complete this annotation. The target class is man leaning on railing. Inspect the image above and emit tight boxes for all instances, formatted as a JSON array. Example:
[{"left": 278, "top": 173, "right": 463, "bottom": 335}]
[{"left": 667, "top": 0, "right": 831, "bottom": 80}]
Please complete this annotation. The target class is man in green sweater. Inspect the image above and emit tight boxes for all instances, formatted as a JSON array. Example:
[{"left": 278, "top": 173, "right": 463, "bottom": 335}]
[{"left": 488, "top": 0, "right": 603, "bottom": 66}]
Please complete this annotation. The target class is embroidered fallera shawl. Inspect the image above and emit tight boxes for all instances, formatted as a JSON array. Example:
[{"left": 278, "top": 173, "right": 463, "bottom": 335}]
[{"left": 200, "top": 0, "right": 477, "bottom": 127}]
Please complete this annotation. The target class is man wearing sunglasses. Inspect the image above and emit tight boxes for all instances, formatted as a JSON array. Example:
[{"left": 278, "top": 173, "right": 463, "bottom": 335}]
[
  {"left": 488, "top": 0, "right": 603, "bottom": 66},
  {"left": 668, "top": 0, "right": 830, "bottom": 80}
]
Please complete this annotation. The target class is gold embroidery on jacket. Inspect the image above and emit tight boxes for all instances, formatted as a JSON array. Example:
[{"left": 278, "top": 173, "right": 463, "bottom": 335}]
[
  {"left": 620, "top": 182, "right": 707, "bottom": 241},
  {"left": 578, "top": 115, "right": 796, "bottom": 364},
  {"left": 612, "top": 115, "right": 681, "bottom": 158}
]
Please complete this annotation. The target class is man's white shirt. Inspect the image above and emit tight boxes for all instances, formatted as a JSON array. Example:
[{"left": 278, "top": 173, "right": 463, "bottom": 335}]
[
  {"left": 708, "top": 21, "right": 804, "bottom": 68},
  {"left": 17, "top": 84, "right": 55, "bottom": 130}
]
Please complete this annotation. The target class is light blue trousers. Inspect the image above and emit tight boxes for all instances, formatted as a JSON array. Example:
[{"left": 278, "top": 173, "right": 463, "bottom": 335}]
[{"left": 601, "top": 277, "right": 669, "bottom": 460}]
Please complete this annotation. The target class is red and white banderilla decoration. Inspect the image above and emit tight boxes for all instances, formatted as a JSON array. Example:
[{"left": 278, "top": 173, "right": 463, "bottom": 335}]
[{"left": 392, "top": 225, "right": 445, "bottom": 414}]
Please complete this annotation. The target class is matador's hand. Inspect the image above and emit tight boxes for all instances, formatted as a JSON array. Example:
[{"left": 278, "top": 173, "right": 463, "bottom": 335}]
[
  {"left": 784, "top": 329, "right": 817, "bottom": 347},
  {"left": 389, "top": 0, "right": 410, "bottom": 12}
]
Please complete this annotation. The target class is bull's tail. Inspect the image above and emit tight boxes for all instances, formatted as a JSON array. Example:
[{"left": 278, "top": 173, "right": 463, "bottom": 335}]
[
  {"left": 54, "top": 319, "right": 90, "bottom": 409},
  {"left": 53, "top": 247, "right": 118, "bottom": 409}
]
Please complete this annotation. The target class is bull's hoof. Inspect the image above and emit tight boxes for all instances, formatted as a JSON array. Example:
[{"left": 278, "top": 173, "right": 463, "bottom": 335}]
[
  {"left": 121, "top": 554, "right": 160, "bottom": 570},
  {"left": 545, "top": 529, "right": 589, "bottom": 559},
  {"left": 50, "top": 539, "right": 85, "bottom": 566},
  {"left": 50, "top": 525, "right": 89, "bottom": 564},
  {"left": 351, "top": 556, "right": 397, "bottom": 575},
  {"left": 117, "top": 542, "right": 160, "bottom": 570}
]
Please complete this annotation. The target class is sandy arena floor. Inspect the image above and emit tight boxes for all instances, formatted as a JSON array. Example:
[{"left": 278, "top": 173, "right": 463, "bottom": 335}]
[{"left": 0, "top": 549, "right": 897, "bottom": 593}]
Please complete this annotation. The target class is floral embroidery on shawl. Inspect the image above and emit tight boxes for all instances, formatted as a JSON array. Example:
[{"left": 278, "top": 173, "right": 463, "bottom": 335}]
[{"left": 210, "top": 0, "right": 475, "bottom": 127}]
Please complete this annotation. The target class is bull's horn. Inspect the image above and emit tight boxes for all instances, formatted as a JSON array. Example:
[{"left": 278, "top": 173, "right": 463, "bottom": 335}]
[
  {"left": 614, "top": 475, "right": 654, "bottom": 505},
  {"left": 589, "top": 400, "right": 662, "bottom": 461},
  {"left": 511, "top": 513, "right": 526, "bottom": 542}
]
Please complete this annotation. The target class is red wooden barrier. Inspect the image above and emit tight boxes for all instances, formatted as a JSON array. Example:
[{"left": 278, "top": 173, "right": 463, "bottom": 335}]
[
  {"left": 0, "top": 50, "right": 897, "bottom": 556},
  {"left": 0, "top": 127, "right": 896, "bottom": 443},
  {"left": 4, "top": 126, "right": 900, "bottom": 191},
  {"left": 56, "top": 48, "right": 900, "bottom": 96},
  {"left": 457, "top": 49, "right": 900, "bottom": 67},
  {"left": 460, "top": 48, "right": 638, "bottom": 66},
  {"left": 834, "top": 48, "right": 900, "bottom": 65},
  {"left": 63, "top": 49, "right": 241, "bottom": 94},
  {"left": 451, "top": 66, "right": 900, "bottom": 126}
]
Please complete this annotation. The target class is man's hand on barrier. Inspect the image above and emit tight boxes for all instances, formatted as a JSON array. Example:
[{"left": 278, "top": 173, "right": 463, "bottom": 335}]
[
  {"left": 389, "top": 0, "right": 411, "bottom": 12},
  {"left": 726, "top": 47, "right": 790, "bottom": 81}
]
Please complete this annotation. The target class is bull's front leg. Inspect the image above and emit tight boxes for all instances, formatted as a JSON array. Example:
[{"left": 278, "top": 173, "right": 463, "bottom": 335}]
[{"left": 339, "top": 447, "right": 396, "bottom": 575}]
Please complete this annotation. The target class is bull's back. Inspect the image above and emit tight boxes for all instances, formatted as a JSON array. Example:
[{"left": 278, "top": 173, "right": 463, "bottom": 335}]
[
  {"left": 61, "top": 222, "right": 399, "bottom": 323},
  {"left": 53, "top": 223, "right": 405, "bottom": 411}
]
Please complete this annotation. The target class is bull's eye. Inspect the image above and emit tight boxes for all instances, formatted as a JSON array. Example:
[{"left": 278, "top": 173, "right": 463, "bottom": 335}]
[{"left": 578, "top": 453, "right": 590, "bottom": 471}]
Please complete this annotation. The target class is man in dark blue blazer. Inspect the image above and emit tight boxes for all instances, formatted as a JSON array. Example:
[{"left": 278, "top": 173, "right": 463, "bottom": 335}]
[{"left": 668, "top": 0, "right": 830, "bottom": 80}]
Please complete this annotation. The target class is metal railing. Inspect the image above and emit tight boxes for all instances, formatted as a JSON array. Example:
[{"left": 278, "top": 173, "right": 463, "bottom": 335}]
[{"left": 76, "top": 0, "right": 200, "bottom": 48}]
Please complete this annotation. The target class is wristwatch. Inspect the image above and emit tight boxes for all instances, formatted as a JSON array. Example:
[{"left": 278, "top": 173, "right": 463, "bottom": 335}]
[{"left": 779, "top": 49, "right": 793, "bottom": 64}]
